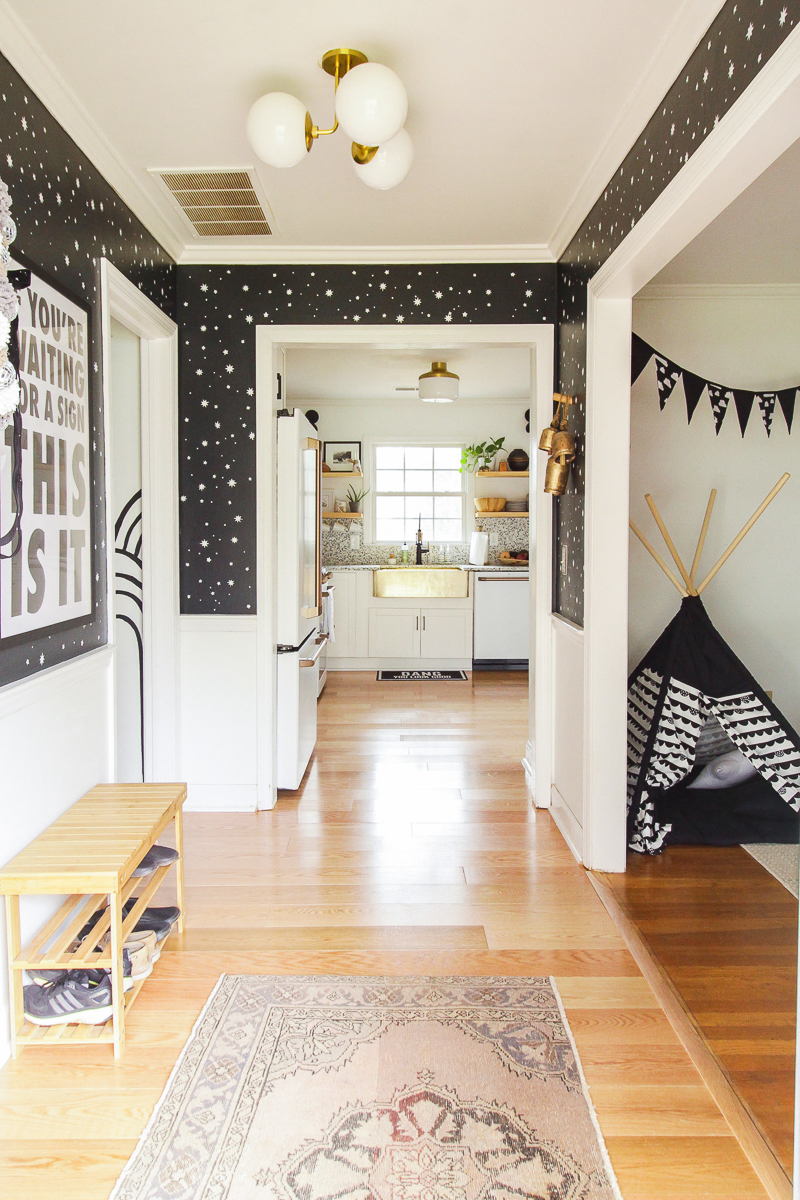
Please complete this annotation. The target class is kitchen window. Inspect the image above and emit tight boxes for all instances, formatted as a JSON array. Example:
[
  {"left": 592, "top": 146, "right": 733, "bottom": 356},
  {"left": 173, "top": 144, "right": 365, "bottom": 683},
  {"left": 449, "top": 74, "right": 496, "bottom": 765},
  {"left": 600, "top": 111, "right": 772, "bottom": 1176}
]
[{"left": 373, "top": 445, "right": 464, "bottom": 542}]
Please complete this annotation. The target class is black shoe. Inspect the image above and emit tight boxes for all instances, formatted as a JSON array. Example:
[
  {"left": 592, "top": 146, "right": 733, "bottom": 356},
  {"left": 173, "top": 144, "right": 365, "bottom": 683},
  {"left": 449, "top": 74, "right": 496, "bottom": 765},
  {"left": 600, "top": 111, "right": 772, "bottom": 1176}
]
[{"left": 132, "top": 845, "right": 179, "bottom": 878}]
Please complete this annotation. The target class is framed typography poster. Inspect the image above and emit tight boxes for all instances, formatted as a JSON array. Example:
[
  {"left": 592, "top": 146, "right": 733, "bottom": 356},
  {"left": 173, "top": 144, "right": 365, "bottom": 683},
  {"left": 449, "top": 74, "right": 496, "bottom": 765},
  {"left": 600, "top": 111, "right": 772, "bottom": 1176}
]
[{"left": 0, "top": 259, "right": 93, "bottom": 643}]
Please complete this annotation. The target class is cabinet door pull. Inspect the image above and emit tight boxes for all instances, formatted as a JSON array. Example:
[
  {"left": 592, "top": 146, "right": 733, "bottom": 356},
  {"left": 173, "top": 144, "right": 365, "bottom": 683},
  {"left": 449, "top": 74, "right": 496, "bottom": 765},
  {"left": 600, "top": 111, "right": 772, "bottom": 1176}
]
[
  {"left": 422, "top": 616, "right": 426, "bottom": 630},
  {"left": 416, "top": 615, "right": 419, "bottom": 630}
]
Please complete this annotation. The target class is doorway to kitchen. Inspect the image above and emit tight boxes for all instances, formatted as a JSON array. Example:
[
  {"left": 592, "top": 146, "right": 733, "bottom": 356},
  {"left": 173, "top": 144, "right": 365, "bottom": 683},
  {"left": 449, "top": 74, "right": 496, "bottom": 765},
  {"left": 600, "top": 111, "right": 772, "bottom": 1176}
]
[{"left": 255, "top": 325, "right": 554, "bottom": 812}]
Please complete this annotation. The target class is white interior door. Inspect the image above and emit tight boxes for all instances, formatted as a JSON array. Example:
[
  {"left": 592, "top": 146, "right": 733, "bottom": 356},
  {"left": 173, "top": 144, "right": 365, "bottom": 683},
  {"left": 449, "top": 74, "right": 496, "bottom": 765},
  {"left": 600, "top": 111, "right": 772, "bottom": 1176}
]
[{"left": 109, "top": 317, "right": 143, "bottom": 782}]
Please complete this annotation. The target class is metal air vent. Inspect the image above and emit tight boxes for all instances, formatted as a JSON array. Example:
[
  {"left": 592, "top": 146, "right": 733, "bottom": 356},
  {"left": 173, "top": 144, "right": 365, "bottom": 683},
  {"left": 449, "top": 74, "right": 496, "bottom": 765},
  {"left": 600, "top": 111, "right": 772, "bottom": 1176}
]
[{"left": 151, "top": 168, "right": 274, "bottom": 236}]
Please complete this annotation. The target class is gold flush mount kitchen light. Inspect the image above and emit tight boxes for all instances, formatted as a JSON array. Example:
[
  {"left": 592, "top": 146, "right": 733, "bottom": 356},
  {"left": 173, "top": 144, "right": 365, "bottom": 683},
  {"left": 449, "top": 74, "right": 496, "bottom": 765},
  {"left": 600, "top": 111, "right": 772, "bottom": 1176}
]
[
  {"left": 418, "top": 362, "right": 459, "bottom": 403},
  {"left": 246, "top": 48, "right": 413, "bottom": 190}
]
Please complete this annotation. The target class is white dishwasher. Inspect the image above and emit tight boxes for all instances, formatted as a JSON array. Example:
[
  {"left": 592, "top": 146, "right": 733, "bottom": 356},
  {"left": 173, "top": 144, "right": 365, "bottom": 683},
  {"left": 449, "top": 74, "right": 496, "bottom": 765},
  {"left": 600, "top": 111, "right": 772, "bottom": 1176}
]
[{"left": 473, "top": 572, "right": 530, "bottom": 667}]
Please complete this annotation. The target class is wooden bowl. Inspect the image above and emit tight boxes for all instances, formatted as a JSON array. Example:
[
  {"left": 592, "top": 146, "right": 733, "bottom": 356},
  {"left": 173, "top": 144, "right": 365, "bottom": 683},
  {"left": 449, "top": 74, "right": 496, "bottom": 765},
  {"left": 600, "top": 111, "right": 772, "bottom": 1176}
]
[{"left": 474, "top": 498, "right": 506, "bottom": 512}]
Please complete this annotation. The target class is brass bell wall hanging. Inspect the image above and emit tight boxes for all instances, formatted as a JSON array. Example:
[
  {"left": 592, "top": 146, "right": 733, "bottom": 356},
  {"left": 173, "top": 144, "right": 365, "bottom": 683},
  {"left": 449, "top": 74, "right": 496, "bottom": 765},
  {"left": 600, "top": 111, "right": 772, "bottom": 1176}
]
[{"left": 539, "top": 393, "right": 576, "bottom": 496}]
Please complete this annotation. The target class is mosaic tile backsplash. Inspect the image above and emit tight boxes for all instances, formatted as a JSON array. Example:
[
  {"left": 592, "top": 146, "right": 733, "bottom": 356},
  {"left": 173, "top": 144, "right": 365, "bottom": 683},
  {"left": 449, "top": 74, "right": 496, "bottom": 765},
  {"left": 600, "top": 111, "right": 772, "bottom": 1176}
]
[{"left": 322, "top": 514, "right": 529, "bottom": 567}]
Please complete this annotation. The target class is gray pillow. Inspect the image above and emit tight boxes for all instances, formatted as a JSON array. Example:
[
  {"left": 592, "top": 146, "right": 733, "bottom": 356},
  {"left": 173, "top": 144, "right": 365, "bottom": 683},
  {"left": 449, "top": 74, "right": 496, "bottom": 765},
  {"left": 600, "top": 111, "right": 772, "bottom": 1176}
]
[{"left": 687, "top": 749, "right": 759, "bottom": 790}]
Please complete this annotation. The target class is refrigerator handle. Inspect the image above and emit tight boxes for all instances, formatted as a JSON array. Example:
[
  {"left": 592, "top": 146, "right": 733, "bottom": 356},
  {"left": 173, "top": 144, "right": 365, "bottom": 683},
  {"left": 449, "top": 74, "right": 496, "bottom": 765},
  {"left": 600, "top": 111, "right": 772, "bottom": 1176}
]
[{"left": 302, "top": 436, "right": 323, "bottom": 618}]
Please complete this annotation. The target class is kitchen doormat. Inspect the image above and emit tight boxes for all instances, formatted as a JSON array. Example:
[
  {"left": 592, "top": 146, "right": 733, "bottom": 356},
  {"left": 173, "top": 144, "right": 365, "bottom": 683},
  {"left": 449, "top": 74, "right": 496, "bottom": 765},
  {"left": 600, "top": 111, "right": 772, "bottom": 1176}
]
[
  {"left": 742, "top": 842, "right": 799, "bottom": 897},
  {"left": 110, "top": 975, "right": 622, "bottom": 1200},
  {"left": 377, "top": 669, "right": 468, "bottom": 681}
]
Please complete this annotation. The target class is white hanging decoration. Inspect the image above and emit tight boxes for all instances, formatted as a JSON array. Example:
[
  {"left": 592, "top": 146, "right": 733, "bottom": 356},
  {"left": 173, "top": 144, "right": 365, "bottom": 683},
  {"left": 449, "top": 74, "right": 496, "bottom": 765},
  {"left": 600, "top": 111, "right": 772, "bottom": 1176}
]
[{"left": 0, "top": 177, "right": 19, "bottom": 430}]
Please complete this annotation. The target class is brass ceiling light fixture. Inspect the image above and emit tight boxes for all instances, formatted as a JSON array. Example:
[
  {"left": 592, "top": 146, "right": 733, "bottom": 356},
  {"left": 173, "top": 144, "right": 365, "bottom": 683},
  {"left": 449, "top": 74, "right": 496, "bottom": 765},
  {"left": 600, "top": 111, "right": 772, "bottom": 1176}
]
[
  {"left": 418, "top": 361, "right": 459, "bottom": 403},
  {"left": 246, "top": 49, "right": 413, "bottom": 190}
]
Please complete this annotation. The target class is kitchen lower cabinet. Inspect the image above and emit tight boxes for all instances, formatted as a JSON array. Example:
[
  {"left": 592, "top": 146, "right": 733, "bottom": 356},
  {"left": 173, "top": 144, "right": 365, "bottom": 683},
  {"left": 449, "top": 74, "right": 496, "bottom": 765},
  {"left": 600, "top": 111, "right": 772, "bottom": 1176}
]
[
  {"left": 368, "top": 607, "right": 420, "bottom": 658},
  {"left": 420, "top": 608, "right": 472, "bottom": 659},
  {"left": 328, "top": 570, "right": 356, "bottom": 658}
]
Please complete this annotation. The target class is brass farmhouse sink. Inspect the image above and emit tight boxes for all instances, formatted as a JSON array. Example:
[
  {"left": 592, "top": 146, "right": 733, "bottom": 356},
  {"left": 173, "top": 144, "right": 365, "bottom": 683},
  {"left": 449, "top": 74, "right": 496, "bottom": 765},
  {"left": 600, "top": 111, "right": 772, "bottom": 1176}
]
[{"left": 373, "top": 567, "right": 469, "bottom": 598}]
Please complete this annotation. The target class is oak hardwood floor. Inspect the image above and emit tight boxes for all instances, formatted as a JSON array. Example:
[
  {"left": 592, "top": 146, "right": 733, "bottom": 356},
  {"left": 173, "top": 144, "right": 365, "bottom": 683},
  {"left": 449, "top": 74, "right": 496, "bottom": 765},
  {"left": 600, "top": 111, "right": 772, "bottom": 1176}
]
[
  {"left": 603, "top": 845, "right": 798, "bottom": 1174},
  {"left": 0, "top": 671, "right": 770, "bottom": 1198}
]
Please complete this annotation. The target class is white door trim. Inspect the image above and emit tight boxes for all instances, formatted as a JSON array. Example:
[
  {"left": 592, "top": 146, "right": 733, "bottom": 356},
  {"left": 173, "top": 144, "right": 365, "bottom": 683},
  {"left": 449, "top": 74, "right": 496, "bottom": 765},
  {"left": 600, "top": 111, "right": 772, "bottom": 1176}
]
[
  {"left": 581, "top": 25, "right": 800, "bottom": 873},
  {"left": 100, "top": 259, "right": 180, "bottom": 781},
  {"left": 255, "top": 323, "right": 554, "bottom": 812}
]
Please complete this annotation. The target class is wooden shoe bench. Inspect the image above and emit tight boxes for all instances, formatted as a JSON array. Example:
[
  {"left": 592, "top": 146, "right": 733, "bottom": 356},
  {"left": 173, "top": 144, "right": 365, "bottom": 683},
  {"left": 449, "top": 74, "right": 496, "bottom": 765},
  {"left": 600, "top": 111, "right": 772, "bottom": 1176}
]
[{"left": 0, "top": 782, "right": 186, "bottom": 1058}]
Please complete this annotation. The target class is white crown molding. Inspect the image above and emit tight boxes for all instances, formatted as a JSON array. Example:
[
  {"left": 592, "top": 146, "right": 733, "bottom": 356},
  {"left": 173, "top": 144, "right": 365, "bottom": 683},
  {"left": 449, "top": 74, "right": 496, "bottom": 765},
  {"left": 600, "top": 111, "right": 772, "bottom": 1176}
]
[
  {"left": 177, "top": 243, "right": 556, "bottom": 266},
  {"left": 0, "top": 0, "right": 185, "bottom": 261},
  {"left": 548, "top": 0, "right": 727, "bottom": 260},
  {"left": 636, "top": 282, "right": 800, "bottom": 299}
]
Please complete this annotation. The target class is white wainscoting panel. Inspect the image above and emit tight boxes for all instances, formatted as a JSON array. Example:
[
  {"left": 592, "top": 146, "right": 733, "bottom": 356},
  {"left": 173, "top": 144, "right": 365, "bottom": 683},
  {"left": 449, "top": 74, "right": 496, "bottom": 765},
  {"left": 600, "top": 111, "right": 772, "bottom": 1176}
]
[
  {"left": 550, "top": 615, "right": 585, "bottom": 862},
  {"left": 179, "top": 618, "right": 258, "bottom": 811},
  {"left": 0, "top": 646, "right": 114, "bottom": 1066}
]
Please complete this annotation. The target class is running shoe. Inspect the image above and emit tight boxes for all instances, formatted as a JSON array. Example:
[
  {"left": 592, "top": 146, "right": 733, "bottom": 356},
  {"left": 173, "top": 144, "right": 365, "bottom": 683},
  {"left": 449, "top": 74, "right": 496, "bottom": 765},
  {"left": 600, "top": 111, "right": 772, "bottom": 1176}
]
[
  {"left": 122, "top": 900, "right": 178, "bottom": 942},
  {"left": 24, "top": 972, "right": 114, "bottom": 1025},
  {"left": 132, "top": 845, "right": 179, "bottom": 877},
  {"left": 29, "top": 945, "right": 152, "bottom": 991}
]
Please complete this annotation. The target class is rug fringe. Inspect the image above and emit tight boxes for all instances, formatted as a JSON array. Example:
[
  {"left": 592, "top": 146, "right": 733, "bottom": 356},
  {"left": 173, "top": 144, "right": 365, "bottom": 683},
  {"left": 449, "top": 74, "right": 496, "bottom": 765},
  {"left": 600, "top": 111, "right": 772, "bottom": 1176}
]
[
  {"left": 550, "top": 975, "right": 625, "bottom": 1200},
  {"left": 108, "top": 973, "right": 228, "bottom": 1200}
]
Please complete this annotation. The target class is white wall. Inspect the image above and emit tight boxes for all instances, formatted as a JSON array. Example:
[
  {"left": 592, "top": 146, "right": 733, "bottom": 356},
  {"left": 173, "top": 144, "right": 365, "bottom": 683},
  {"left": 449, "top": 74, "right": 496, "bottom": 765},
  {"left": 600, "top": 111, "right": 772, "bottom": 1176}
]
[
  {"left": 0, "top": 648, "right": 113, "bottom": 1064},
  {"left": 303, "top": 397, "right": 531, "bottom": 542},
  {"left": 630, "top": 292, "right": 800, "bottom": 728},
  {"left": 179, "top": 618, "right": 258, "bottom": 811}
]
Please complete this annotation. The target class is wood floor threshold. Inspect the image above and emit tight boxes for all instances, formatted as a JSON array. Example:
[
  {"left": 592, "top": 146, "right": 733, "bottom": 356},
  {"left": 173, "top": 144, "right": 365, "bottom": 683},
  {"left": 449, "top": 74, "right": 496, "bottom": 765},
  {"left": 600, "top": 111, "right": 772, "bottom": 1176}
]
[{"left": 587, "top": 868, "right": 792, "bottom": 1200}]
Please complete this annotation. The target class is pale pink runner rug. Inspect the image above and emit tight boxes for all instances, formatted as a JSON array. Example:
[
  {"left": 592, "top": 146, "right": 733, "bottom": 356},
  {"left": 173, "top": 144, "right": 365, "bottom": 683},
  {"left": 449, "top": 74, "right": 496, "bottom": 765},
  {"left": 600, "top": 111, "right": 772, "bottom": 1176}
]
[{"left": 112, "top": 975, "right": 622, "bottom": 1200}]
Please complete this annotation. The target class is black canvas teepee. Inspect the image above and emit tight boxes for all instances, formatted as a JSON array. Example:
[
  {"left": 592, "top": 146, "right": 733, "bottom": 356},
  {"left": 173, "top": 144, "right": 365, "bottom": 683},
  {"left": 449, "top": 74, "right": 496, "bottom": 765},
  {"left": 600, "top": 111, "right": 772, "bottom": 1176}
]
[{"left": 627, "top": 596, "right": 800, "bottom": 853}]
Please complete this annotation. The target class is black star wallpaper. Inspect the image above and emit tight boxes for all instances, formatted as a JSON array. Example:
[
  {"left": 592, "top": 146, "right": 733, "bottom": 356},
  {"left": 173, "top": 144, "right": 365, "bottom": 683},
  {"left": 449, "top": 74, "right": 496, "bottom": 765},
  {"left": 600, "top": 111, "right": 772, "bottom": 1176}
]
[
  {"left": 0, "top": 51, "right": 175, "bottom": 686},
  {"left": 177, "top": 264, "right": 556, "bottom": 613},
  {"left": 554, "top": 0, "right": 800, "bottom": 625}
]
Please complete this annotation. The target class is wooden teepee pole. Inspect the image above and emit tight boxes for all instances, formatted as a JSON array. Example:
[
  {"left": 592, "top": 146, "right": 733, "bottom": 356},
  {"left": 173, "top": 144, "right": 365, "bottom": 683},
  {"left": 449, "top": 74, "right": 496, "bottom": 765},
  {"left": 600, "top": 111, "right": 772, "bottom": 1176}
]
[
  {"left": 689, "top": 488, "right": 717, "bottom": 585},
  {"left": 696, "top": 473, "right": 790, "bottom": 595},
  {"left": 630, "top": 520, "right": 689, "bottom": 597},
  {"left": 645, "top": 493, "right": 696, "bottom": 595}
]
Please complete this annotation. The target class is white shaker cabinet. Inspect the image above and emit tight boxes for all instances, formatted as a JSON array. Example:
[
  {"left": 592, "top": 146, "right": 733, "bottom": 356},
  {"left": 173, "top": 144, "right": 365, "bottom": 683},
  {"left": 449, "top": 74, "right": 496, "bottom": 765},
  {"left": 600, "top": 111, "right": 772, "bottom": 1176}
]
[
  {"left": 328, "top": 570, "right": 356, "bottom": 658},
  {"left": 368, "top": 607, "right": 420, "bottom": 658},
  {"left": 420, "top": 608, "right": 472, "bottom": 659}
]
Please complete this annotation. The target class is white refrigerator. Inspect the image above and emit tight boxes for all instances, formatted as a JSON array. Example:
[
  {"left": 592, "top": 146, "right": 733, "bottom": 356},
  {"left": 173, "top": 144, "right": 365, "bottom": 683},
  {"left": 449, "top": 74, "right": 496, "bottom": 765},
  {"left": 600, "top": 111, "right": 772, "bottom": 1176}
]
[{"left": 276, "top": 410, "right": 325, "bottom": 789}]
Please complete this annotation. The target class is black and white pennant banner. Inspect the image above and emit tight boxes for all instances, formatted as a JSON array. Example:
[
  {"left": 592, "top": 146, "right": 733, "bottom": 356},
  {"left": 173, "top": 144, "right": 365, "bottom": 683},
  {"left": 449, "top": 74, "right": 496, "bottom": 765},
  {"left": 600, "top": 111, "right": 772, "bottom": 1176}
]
[{"left": 631, "top": 334, "right": 797, "bottom": 437}]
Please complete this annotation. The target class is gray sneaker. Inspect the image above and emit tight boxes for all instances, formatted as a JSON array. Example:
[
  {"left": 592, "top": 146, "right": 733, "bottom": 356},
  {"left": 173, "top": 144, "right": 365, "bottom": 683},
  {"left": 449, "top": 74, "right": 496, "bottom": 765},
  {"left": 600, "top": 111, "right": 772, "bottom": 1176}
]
[
  {"left": 132, "top": 844, "right": 180, "bottom": 877},
  {"left": 24, "top": 972, "right": 115, "bottom": 1025}
]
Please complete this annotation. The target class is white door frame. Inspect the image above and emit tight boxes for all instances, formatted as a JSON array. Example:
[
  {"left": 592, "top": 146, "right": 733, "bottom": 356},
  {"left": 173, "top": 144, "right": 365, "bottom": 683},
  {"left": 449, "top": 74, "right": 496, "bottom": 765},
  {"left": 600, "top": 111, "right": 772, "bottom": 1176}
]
[
  {"left": 255, "top": 323, "right": 554, "bottom": 811},
  {"left": 581, "top": 26, "right": 800, "bottom": 874},
  {"left": 100, "top": 259, "right": 180, "bottom": 781}
]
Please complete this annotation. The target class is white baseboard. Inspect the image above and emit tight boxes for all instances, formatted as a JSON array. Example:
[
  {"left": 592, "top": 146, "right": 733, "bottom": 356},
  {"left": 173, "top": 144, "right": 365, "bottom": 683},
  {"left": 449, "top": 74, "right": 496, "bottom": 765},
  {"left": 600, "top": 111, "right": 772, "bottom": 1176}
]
[
  {"left": 184, "top": 784, "right": 258, "bottom": 812},
  {"left": 550, "top": 785, "right": 584, "bottom": 863},
  {"left": 328, "top": 659, "right": 472, "bottom": 671},
  {"left": 522, "top": 740, "right": 549, "bottom": 808}
]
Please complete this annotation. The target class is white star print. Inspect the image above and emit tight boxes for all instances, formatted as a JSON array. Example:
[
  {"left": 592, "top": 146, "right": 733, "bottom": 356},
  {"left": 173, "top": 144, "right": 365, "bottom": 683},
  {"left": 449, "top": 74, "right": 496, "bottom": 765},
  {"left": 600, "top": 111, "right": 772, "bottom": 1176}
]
[
  {"left": 247, "top": 388, "right": 254, "bottom": 396},
  {"left": 396, "top": 315, "right": 404, "bottom": 323},
  {"left": 21, "top": 117, "right": 26, "bottom": 131},
  {"left": 215, "top": 421, "right": 221, "bottom": 429},
  {"left": 180, "top": 495, "right": 187, "bottom": 502},
  {"left": 445, "top": 313, "right": 453, "bottom": 322},
  {"left": 228, "top": 580, "right": 234, "bottom": 586},
  {"left": 234, "top": 515, "right": 242, "bottom": 522},
  {"left": 780, "top": 8, "right": 788, "bottom": 26},
  {"left": 245, "top": 315, "right": 253, "bottom": 323},
  {"left": 746, "top": 22, "right": 754, "bottom": 38},
  {"left": 413, "top": 297, "right": 421, "bottom": 305},
  {"left": 249, "top": 432, "right": 255, "bottom": 440},
  {"left": 525, "top": 290, "right": 532, "bottom": 298},
  {"left": 703, "top": 68, "right": 709, "bottom": 83},
  {"left": 198, "top": 483, "right": 206, "bottom": 491},
  {"left": 326, "top": 289, "right": 333, "bottom": 297},
  {"left": 728, "top": 62, "right": 734, "bottom": 77},
  {"left": 242, "top": 284, "right": 249, "bottom": 291},
  {"left": 225, "top": 364, "right": 234, "bottom": 373},
  {"left": 5, "top": 155, "right": 11, "bottom": 167},
  {"left": 39, "top": 653, "right": 45, "bottom": 665},
  {"left": 200, "top": 284, "right": 208, "bottom": 292},
  {"left": 201, "top": 399, "right": 209, "bottom": 407},
  {"left": 64, "top": 254, "right": 70, "bottom": 265},
  {"left": 231, "top": 537, "right": 238, "bottom": 544},
  {"left": 200, "top": 539, "right": 209, "bottom": 548},
  {"left": 353, "top": 315, "right": 360, "bottom": 322},
  {"left": 196, "top": 369, "right": 203, "bottom": 375},
  {"left": 227, "top": 479, "right": 237, "bottom": 487},
  {"left": 434, "top": 291, "right": 443, "bottom": 299}
]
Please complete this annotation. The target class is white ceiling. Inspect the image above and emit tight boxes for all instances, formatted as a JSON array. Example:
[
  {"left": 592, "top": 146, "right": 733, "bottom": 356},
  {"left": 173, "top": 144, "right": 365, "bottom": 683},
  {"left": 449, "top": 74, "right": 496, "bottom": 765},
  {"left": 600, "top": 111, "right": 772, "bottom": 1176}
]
[
  {"left": 0, "top": 0, "right": 725, "bottom": 262},
  {"left": 649, "top": 136, "right": 800, "bottom": 286},
  {"left": 288, "top": 346, "right": 530, "bottom": 402}
]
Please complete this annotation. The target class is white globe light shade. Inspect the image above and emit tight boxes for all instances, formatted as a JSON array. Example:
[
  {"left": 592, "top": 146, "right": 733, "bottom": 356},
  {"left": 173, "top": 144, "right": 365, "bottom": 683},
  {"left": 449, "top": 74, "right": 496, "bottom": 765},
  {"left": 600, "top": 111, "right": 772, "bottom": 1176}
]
[
  {"left": 335, "top": 62, "right": 407, "bottom": 146},
  {"left": 418, "top": 362, "right": 459, "bottom": 402},
  {"left": 246, "top": 92, "right": 309, "bottom": 168},
  {"left": 353, "top": 129, "right": 414, "bottom": 191}
]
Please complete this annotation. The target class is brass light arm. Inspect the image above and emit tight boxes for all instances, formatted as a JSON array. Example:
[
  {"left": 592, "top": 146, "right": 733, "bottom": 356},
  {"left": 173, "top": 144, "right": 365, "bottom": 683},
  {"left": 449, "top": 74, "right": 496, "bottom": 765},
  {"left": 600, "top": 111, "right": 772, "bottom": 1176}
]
[{"left": 310, "top": 48, "right": 368, "bottom": 142}]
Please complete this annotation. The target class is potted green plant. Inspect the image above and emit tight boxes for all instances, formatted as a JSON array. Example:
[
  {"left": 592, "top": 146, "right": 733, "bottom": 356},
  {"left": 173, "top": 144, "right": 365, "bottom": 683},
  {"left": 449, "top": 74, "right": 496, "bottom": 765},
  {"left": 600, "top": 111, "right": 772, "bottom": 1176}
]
[
  {"left": 460, "top": 437, "right": 506, "bottom": 474},
  {"left": 346, "top": 482, "right": 370, "bottom": 513}
]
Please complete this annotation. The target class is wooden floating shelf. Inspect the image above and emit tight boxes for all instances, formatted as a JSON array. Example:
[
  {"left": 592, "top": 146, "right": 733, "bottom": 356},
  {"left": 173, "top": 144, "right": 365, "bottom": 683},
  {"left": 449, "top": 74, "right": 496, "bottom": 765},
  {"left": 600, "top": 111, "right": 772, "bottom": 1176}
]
[
  {"left": 476, "top": 512, "right": 529, "bottom": 518},
  {"left": 476, "top": 470, "right": 529, "bottom": 477},
  {"left": 323, "top": 470, "right": 362, "bottom": 478},
  {"left": 324, "top": 513, "right": 363, "bottom": 520}
]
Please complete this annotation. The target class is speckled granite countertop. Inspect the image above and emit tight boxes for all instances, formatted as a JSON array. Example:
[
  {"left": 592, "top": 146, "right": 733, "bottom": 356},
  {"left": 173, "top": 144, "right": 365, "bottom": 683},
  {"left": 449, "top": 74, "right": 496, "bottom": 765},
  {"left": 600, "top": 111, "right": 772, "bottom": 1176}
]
[{"left": 323, "top": 563, "right": 528, "bottom": 572}]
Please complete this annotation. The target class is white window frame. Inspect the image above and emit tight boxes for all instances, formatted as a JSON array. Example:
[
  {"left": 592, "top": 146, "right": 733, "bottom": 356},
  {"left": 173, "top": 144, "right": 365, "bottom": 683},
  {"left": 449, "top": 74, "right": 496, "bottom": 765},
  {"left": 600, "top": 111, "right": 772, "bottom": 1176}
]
[{"left": 371, "top": 439, "right": 466, "bottom": 544}]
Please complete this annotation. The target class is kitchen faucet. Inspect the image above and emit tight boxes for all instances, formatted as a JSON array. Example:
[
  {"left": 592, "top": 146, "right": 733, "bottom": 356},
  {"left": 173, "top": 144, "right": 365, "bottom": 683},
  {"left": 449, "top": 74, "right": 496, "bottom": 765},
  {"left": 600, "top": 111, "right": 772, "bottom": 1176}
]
[{"left": 416, "top": 517, "right": 428, "bottom": 565}]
